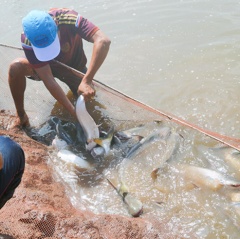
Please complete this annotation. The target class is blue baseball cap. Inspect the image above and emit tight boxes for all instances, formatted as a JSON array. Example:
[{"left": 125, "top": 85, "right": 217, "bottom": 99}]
[{"left": 22, "top": 10, "right": 60, "bottom": 62}]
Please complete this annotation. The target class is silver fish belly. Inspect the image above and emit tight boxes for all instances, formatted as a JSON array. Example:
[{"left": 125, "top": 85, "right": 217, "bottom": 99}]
[
  {"left": 52, "top": 136, "right": 92, "bottom": 170},
  {"left": 57, "top": 149, "right": 92, "bottom": 170},
  {"left": 75, "top": 95, "right": 99, "bottom": 151}
]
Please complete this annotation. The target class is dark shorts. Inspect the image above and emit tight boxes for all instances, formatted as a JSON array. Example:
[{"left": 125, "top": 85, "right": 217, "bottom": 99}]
[
  {"left": 27, "top": 62, "right": 87, "bottom": 96},
  {"left": 0, "top": 136, "right": 25, "bottom": 209}
]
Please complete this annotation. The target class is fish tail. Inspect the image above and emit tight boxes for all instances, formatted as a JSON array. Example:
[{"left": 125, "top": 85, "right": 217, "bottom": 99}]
[
  {"left": 151, "top": 168, "right": 159, "bottom": 180},
  {"left": 231, "top": 184, "right": 240, "bottom": 187}
]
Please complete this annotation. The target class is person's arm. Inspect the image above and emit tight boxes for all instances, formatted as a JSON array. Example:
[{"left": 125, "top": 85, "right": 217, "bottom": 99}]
[
  {"left": 0, "top": 153, "right": 3, "bottom": 170},
  {"left": 78, "top": 30, "right": 111, "bottom": 100},
  {"left": 35, "top": 64, "right": 76, "bottom": 118}
]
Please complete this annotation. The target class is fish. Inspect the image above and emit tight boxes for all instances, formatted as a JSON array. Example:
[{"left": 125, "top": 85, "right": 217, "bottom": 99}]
[
  {"left": 25, "top": 117, "right": 58, "bottom": 145},
  {"left": 151, "top": 129, "right": 183, "bottom": 179},
  {"left": 75, "top": 122, "right": 87, "bottom": 144},
  {"left": 56, "top": 120, "right": 76, "bottom": 145},
  {"left": 90, "top": 146, "right": 105, "bottom": 158},
  {"left": 90, "top": 119, "right": 159, "bottom": 158},
  {"left": 106, "top": 178, "right": 143, "bottom": 217},
  {"left": 30, "top": 130, "right": 56, "bottom": 145},
  {"left": 75, "top": 95, "right": 99, "bottom": 151},
  {"left": 229, "top": 192, "right": 240, "bottom": 202},
  {"left": 93, "top": 126, "right": 115, "bottom": 154},
  {"left": 95, "top": 123, "right": 155, "bottom": 158},
  {"left": 126, "top": 126, "right": 172, "bottom": 159},
  {"left": 195, "top": 144, "right": 240, "bottom": 178},
  {"left": 52, "top": 136, "right": 92, "bottom": 170},
  {"left": 125, "top": 133, "right": 157, "bottom": 158},
  {"left": 174, "top": 164, "right": 240, "bottom": 191},
  {"left": 224, "top": 149, "right": 240, "bottom": 173},
  {"left": 114, "top": 124, "right": 145, "bottom": 141},
  {"left": 52, "top": 135, "right": 68, "bottom": 150},
  {"left": 26, "top": 116, "right": 81, "bottom": 146},
  {"left": 210, "top": 145, "right": 240, "bottom": 173},
  {"left": 114, "top": 120, "right": 162, "bottom": 142},
  {"left": 57, "top": 149, "right": 92, "bottom": 170}
]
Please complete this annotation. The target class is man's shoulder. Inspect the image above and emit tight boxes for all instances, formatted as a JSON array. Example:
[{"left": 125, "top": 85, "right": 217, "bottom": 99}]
[{"left": 49, "top": 8, "right": 79, "bottom": 27}]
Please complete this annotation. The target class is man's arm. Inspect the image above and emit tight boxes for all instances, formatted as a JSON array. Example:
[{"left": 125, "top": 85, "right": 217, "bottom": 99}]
[
  {"left": 35, "top": 64, "right": 76, "bottom": 118},
  {"left": 78, "top": 30, "right": 111, "bottom": 100}
]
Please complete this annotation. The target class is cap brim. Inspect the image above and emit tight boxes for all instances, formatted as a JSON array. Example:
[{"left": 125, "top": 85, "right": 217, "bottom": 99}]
[{"left": 32, "top": 34, "right": 60, "bottom": 62}]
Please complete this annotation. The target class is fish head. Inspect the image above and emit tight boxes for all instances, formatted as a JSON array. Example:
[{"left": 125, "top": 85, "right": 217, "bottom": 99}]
[
  {"left": 52, "top": 136, "right": 68, "bottom": 150},
  {"left": 93, "top": 126, "right": 115, "bottom": 154},
  {"left": 91, "top": 146, "right": 105, "bottom": 158},
  {"left": 124, "top": 193, "right": 143, "bottom": 217}
]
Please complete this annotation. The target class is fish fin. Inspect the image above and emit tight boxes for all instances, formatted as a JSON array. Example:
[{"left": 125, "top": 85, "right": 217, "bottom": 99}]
[
  {"left": 114, "top": 133, "right": 131, "bottom": 141},
  {"left": 93, "top": 138, "right": 103, "bottom": 146},
  {"left": 230, "top": 184, "right": 240, "bottom": 188},
  {"left": 134, "top": 135, "right": 144, "bottom": 141},
  {"left": 106, "top": 178, "right": 117, "bottom": 189},
  {"left": 106, "top": 178, "right": 124, "bottom": 198},
  {"left": 153, "top": 120, "right": 162, "bottom": 125},
  {"left": 108, "top": 125, "right": 115, "bottom": 134},
  {"left": 125, "top": 141, "right": 142, "bottom": 158},
  {"left": 151, "top": 168, "right": 159, "bottom": 180},
  {"left": 178, "top": 133, "right": 184, "bottom": 139},
  {"left": 119, "top": 181, "right": 129, "bottom": 197}
]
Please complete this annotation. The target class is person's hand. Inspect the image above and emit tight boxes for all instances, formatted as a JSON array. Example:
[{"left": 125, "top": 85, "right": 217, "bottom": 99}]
[
  {"left": 77, "top": 79, "right": 96, "bottom": 101},
  {"left": 0, "top": 153, "right": 3, "bottom": 170}
]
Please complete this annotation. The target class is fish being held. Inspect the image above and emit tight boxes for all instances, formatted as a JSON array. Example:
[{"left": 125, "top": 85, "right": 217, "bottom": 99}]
[
  {"left": 107, "top": 178, "right": 143, "bottom": 217},
  {"left": 75, "top": 95, "right": 100, "bottom": 151}
]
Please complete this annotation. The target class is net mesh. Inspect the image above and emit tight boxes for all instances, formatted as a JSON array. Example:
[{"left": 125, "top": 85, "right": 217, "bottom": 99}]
[
  {"left": 0, "top": 44, "right": 239, "bottom": 239},
  {"left": 0, "top": 44, "right": 170, "bottom": 239}
]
